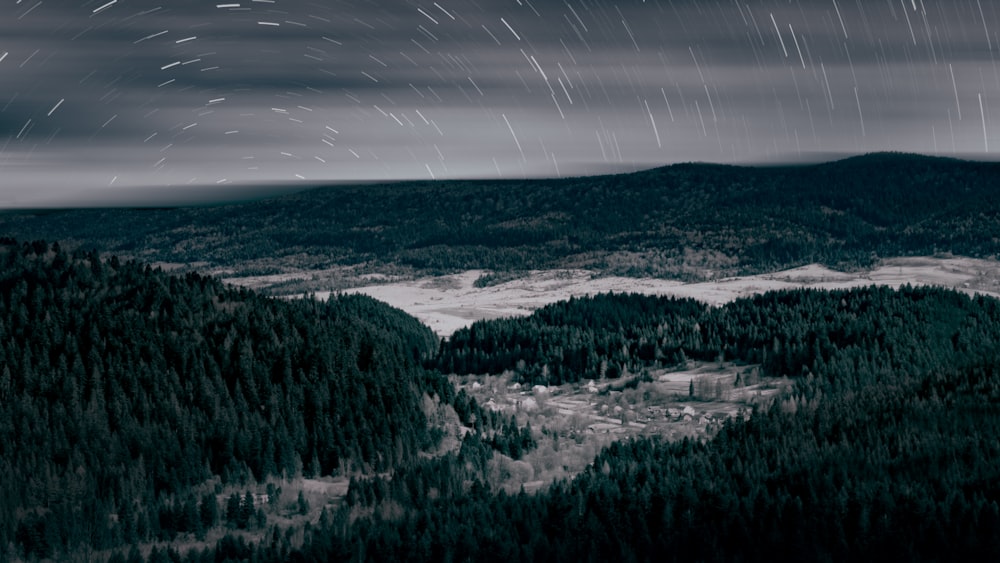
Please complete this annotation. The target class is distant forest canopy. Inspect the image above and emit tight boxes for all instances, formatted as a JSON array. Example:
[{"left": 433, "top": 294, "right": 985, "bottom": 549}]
[
  {"left": 2, "top": 152, "right": 1000, "bottom": 286},
  {"left": 436, "top": 286, "right": 1000, "bottom": 385}
]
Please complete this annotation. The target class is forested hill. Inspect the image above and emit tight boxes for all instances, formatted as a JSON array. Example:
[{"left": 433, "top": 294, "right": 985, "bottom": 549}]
[
  {"left": 437, "top": 288, "right": 1000, "bottom": 386},
  {"left": 0, "top": 239, "right": 447, "bottom": 555},
  {"left": 6, "top": 238, "right": 1000, "bottom": 561},
  {"left": 2, "top": 153, "right": 1000, "bottom": 283},
  {"left": 228, "top": 285, "right": 1000, "bottom": 561}
]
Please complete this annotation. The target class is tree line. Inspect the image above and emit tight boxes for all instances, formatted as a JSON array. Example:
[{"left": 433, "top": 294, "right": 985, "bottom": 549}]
[{"left": 437, "top": 285, "right": 1000, "bottom": 387}]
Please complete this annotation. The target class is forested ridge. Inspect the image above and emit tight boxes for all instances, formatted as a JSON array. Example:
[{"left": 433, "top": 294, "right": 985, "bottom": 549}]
[
  {"left": 437, "top": 287, "right": 1000, "bottom": 386},
  {"left": 0, "top": 147, "right": 1000, "bottom": 563},
  {"left": 6, "top": 232, "right": 1000, "bottom": 559},
  {"left": 436, "top": 293, "right": 709, "bottom": 383},
  {"left": 3, "top": 153, "right": 1000, "bottom": 287},
  {"left": 0, "top": 239, "right": 529, "bottom": 559},
  {"left": 253, "top": 286, "right": 1000, "bottom": 562}
]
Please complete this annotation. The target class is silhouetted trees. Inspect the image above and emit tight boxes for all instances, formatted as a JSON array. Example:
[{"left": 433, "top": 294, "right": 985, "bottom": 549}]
[
  {"left": 8, "top": 237, "right": 1000, "bottom": 561},
  {"left": 0, "top": 240, "right": 444, "bottom": 557}
]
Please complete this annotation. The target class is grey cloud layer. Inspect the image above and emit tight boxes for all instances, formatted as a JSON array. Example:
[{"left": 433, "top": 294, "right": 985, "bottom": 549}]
[{"left": 2, "top": 0, "right": 1000, "bottom": 204}]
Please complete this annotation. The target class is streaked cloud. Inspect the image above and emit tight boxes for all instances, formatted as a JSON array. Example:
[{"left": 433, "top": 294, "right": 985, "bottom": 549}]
[{"left": 1, "top": 1, "right": 999, "bottom": 205}]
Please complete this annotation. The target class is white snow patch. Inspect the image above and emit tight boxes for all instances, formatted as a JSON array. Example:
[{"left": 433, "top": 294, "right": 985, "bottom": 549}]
[{"left": 305, "top": 257, "right": 1000, "bottom": 337}]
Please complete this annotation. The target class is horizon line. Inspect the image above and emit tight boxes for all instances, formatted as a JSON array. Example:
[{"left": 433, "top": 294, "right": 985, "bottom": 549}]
[{"left": 3, "top": 150, "right": 998, "bottom": 211}]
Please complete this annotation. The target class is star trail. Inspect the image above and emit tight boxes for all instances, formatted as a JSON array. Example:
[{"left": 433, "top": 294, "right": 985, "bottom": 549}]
[{"left": 2, "top": 0, "right": 1000, "bottom": 205}]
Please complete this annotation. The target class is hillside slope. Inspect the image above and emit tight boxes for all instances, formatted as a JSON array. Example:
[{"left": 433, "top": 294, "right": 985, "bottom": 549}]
[
  {"left": 2, "top": 153, "right": 999, "bottom": 287},
  {"left": 255, "top": 286, "right": 1000, "bottom": 562},
  {"left": 0, "top": 240, "right": 443, "bottom": 556}
]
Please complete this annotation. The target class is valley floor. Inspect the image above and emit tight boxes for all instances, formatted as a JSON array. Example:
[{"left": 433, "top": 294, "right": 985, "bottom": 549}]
[
  {"left": 287, "top": 255, "right": 1000, "bottom": 337},
  {"left": 452, "top": 361, "right": 788, "bottom": 493}
]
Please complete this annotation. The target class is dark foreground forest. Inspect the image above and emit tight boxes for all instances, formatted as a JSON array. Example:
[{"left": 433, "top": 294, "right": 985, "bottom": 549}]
[
  {"left": 3, "top": 239, "right": 1000, "bottom": 561},
  {"left": 0, "top": 240, "right": 526, "bottom": 560}
]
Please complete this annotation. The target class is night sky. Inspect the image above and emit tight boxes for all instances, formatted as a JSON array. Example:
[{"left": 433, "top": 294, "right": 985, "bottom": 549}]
[{"left": 2, "top": 0, "right": 999, "bottom": 205}]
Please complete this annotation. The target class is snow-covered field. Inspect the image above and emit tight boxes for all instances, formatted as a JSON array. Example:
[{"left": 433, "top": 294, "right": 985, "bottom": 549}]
[{"left": 310, "top": 256, "right": 1000, "bottom": 337}]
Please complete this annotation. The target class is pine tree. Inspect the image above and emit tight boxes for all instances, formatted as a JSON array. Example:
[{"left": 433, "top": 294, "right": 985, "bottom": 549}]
[
  {"left": 199, "top": 493, "right": 218, "bottom": 530},
  {"left": 240, "top": 491, "right": 255, "bottom": 529},
  {"left": 225, "top": 493, "right": 241, "bottom": 527},
  {"left": 297, "top": 491, "right": 310, "bottom": 516}
]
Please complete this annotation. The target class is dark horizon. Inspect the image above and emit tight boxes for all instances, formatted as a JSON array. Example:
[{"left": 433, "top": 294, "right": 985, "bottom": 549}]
[{"left": 3, "top": 150, "right": 998, "bottom": 210}]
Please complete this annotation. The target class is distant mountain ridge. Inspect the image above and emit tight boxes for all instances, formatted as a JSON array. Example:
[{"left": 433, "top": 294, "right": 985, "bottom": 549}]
[{"left": 2, "top": 152, "right": 999, "bottom": 289}]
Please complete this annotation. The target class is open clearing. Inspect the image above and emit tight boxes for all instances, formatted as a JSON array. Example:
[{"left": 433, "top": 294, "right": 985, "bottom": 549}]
[
  {"left": 299, "top": 256, "right": 1000, "bottom": 336},
  {"left": 214, "top": 256, "right": 1000, "bottom": 497},
  {"left": 455, "top": 361, "right": 789, "bottom": 493}
]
